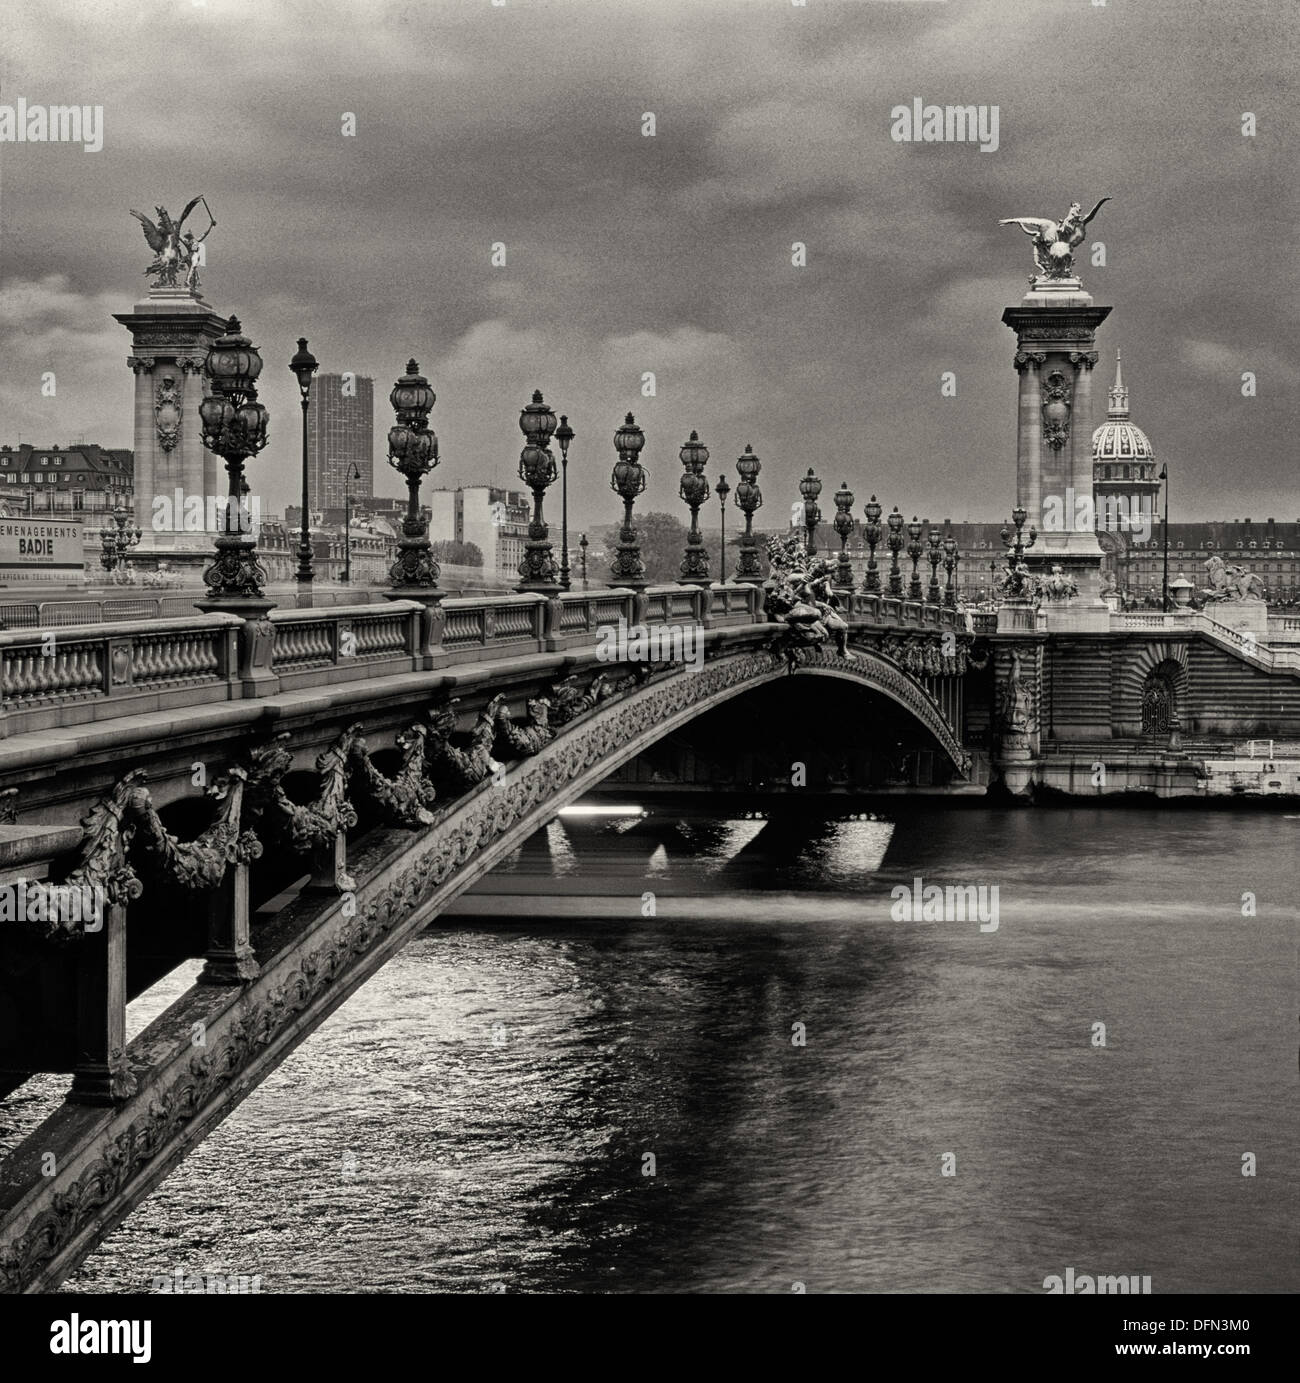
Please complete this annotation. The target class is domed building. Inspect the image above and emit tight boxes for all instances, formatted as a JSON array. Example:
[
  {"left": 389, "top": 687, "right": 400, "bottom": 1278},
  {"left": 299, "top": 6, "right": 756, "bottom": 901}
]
[
  {"left": 1092, "top": 351, "right": 1161, "bottom": 595},
  {"left": 1092, "top": 350, "right": 1160, "bottom": 532}
]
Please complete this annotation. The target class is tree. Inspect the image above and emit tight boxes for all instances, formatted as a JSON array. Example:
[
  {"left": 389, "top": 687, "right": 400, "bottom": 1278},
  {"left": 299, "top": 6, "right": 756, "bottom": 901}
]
[
  {"left": 603, "top": 511, "right": 690, "bottom": 584},
  {"left": 430, "top": 539, "right": 483, "bottom": 567}
]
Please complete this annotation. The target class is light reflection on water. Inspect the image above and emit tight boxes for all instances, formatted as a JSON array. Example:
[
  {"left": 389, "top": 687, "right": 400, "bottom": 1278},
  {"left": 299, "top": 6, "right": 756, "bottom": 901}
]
[{"left": 56, "top": 806, "right": 1299, "bottom": 1294}]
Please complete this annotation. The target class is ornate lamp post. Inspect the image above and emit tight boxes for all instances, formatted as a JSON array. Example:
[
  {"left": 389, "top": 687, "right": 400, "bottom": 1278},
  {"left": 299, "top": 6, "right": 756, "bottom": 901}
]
[
  {"left": 906, "top": 516, "right": 924, "bottom": 600},
  {"left": 861, "top": 495, "right": 883, "bottom": 593},
  {"left": 798, "top": 468, "right": 823, "bottom": 556},
  {"left": 926, "top": 526, "right": 943, "bottom": 603},
  {"left": 609, "top": 413, "right": 648, "bottom": 589},
  {"left": 885, "top": 506, "right": 905, "bottom": 597},
  {"left": 715, "top": 474, "right": 731, "bottom": 581},
  {"left": 1001, "top": 503, "right": 1037, "bottom": 563},
  {"left": 289, "top": 337, "right": 318, "bottom": 605},
  {"left": 342, "top": 461, "right": 361, "bottom": 583},
  {"left": 555, "top": 414, "right": 575, "bottom": 591},
  {"left": 943, "top": 534, "right": 959, "bottom": 607},
  {"left": 578, "top": 532, "right": 589, "bottom": 588},
  {"left": 733, "top": 445, "right": 764, "bottom": 585},
  {"left": 197, "top": 316, "right": 271, "bottom": 613},
  {"left": 677, "top": 430, "right": 711, "bottom": 586},
  {"left": 386, "top": 359, "right": 440, "bottom": 593},
  {"left": 516, "top": 390, "right": 560, "bottom": 594},
  {"left": 99, "top": 505, "right": 141, "bottom": 581},
  {"left": 832, "top": 481, "right": 855, "bottom": 590}
]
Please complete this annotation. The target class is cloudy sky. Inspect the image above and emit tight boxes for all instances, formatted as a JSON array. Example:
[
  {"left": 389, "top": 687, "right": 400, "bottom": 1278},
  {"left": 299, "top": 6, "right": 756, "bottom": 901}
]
[{"left": 1, "top": 0, "right": 1295, "bottom": 530}]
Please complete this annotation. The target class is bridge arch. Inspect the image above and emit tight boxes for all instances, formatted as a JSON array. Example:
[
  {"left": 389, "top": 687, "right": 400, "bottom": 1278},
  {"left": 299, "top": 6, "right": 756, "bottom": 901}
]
[{"left": 0, "top": 640, "right": 967, "bottom": 1292}]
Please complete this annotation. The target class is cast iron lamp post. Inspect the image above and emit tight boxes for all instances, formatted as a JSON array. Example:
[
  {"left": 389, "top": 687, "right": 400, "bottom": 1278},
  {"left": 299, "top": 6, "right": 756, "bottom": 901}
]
[
  {"left": 926, "top": 525, "right": 943, "bottom": 604},
  {"left": 556, "top": 414, "right": 575, "bottom": 591},
  {"left": 677, "top": 430, "right": 711, "bottom": 585},
  {"left": 289, "top": 336, "right": 318, "bottom": 606},
  {"left": 799, "top": 468, "right": 822, "bottom": 557},
  {"left": 386, "top": 359, "right": 440, "bottom": 592},
  {"left": 832, "top": 481, "right": 855, "bottom": 590},
  {"left": 885, "top": 506, "right": 905, "bottom": 597},
  {"left": 715, "top": 474, "right": 731, "bottom": 581},
  {"left": 99, "top": 505, "right": 141, "bottom": 581},
  {"left": 197, "top": 315, "right": 271, "bottom": 612},
  {"left": 861, "top": 495, "right": 883, "bottom": 593},
  {"left": 1000, "top": 503, "right": 1038, "bottom": 600},
  {"left": 906, "top": 516, "right": 924, "bottom": 601},
  {"left": 733, "top": 445, "right": 764, "bottom": 585},
  {"left": 609, "top": 413, "right": 648, "bottom": 589},
  {"left": 943, "top": 534, "right": 959, "bottom": 607},
  {"left": 578, "top": 532, "right": 589, "bottom": 588},
  {"left": 516, "top": 390, "right": 560, "bottom": 593}
]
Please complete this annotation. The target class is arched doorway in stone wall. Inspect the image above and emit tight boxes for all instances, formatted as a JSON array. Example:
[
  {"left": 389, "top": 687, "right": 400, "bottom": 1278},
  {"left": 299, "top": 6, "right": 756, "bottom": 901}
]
[{"left": 1140, "top": 658, "right": 1181, "bottom": 738}]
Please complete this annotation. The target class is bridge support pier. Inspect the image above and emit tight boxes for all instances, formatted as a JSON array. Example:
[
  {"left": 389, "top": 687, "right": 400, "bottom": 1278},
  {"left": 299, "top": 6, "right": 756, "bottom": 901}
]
[
  {"left": 69, "top": 903, "right": 136, "bottom": 1106},
  {"left": 307, "top": 830, "right": 354, "bottom": 894},
  {"left": 200, "top": 861, "right": 259, "bottom": 984}
]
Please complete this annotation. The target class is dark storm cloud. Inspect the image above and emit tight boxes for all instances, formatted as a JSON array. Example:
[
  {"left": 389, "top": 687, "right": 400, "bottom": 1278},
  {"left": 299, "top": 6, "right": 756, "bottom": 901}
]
[{"left": 1, "top": 0, "right": 1295, "bottom": 525}]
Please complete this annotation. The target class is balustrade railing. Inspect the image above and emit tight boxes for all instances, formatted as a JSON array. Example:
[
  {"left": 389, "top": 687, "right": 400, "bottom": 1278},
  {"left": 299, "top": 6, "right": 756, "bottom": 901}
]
[
  {"left": 0, "top": 581, "right": 1047, "bottom": 733},
  {"left": 1, "top": 612, "right": 242, "bottom": 733}
]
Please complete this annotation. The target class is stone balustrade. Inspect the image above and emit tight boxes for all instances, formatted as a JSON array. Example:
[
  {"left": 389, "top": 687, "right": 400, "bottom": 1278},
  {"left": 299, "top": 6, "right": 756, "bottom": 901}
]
[
  {"left": 0, "top": 582, "right": 968, "bottom": 735},
  {"left": 0, "top": 612, "right": 243, "bottom": 737}
]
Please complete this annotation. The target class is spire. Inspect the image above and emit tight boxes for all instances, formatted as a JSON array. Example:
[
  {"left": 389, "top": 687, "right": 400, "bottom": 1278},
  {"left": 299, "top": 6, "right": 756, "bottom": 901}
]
[{"left": 1106, "top": 347, "right": 1129, "bottom": 418}]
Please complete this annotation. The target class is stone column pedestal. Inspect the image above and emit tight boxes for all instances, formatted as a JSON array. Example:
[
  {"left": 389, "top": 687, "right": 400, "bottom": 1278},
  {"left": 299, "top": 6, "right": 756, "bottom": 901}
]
[
  {"left": 114, "top": 288, "right": 229, "bottom": 577},
  {"left": 1003, "top": 282, "right": 1111, "bottom": 625}
]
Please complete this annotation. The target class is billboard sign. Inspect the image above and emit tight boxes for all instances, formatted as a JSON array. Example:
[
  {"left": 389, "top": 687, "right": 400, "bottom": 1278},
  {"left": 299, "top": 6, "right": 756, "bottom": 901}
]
[{"left": 0, "top": 519, "right": 85, "bottom": 585}]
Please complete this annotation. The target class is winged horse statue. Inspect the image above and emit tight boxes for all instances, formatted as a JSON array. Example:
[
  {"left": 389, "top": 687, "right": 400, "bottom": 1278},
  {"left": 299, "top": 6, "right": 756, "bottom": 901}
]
[
  {"left": 129, "top": 196, "right": 216, "bottom": 290},
  {"left": 1000, "top": 198, "right": 1110, "bottom": 281}
]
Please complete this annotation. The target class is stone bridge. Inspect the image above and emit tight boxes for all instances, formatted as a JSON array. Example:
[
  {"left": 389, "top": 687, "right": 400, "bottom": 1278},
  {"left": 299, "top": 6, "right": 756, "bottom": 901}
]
[
  {"left": 0, "top": 581, "right": 973, "bottom": 1291},
  {"left": 4, "top": 578, "right": 1300, "bottom": 1289}
]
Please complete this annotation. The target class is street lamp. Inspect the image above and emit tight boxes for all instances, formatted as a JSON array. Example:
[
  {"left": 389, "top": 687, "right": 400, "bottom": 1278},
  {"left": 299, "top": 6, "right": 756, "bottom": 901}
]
[
  {"left": 99, "top": 505, "right": 141, "bottom": 582},
  {"left": 798, "top": 468, "right": 822, "bottom": 556},
  {"left": 579, "top": 532, "right": 589, "bottom": 589},
  {"left": 1159, "top": 462, "right": 1169, "bottom": 612},
  {"left": 715, "top": 474, "right": 731, "bottom": 581},
  {"left": 678, "top": 430, "right": 711, "bottom": 586},
  {"left": 197, "top": 315, "right": 271, "bottom": 612},
  {"left": 926, "top": 525, "right": 943, "bottom": 604},
  {"left": 343, "top": 461, "right": 361, "bottom": 584},
  {"left": 886, "top": 506, "right": 905, "bottom": 597},
  {"left": 386, "top": 358, "right": 440, "bottom": 593},
  {"left": 832, "top": 481, "right": 855, "bottom": 590},
  {"left": 861, "top": 495, "right": 883, "bottom": 592},
  {"left": 556, "top": 413, "right": 575, "bottom": 591},
  {"left": 609, "top": 413, "right": 648, "bottom": 588},
  {"left": 942, "top": 534, "right": 959, "bottom": 607},
  {"left": 906, "top": 516, "right": 924, "bottom": 601},
  {"left": 289, "top": 336, "right": 319, "bottom": 606},
  {"left": 516, "top": 389, "right": 560, "bottom": 594},
  {"left": 734, "top": 445, "right": 764, "bottom": 585}
]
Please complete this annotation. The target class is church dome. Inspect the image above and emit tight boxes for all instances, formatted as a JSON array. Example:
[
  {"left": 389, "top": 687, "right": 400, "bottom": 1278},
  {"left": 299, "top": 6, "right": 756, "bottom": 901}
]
[{"left": 1093, "top": 350, "right": 1154, "bottom": 462}]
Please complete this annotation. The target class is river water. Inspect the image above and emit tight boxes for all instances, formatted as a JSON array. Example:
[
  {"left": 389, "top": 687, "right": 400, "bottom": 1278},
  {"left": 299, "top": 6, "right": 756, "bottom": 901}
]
[{"left": 59, "top": 804, "right": 1297, "bottom": 1294}]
